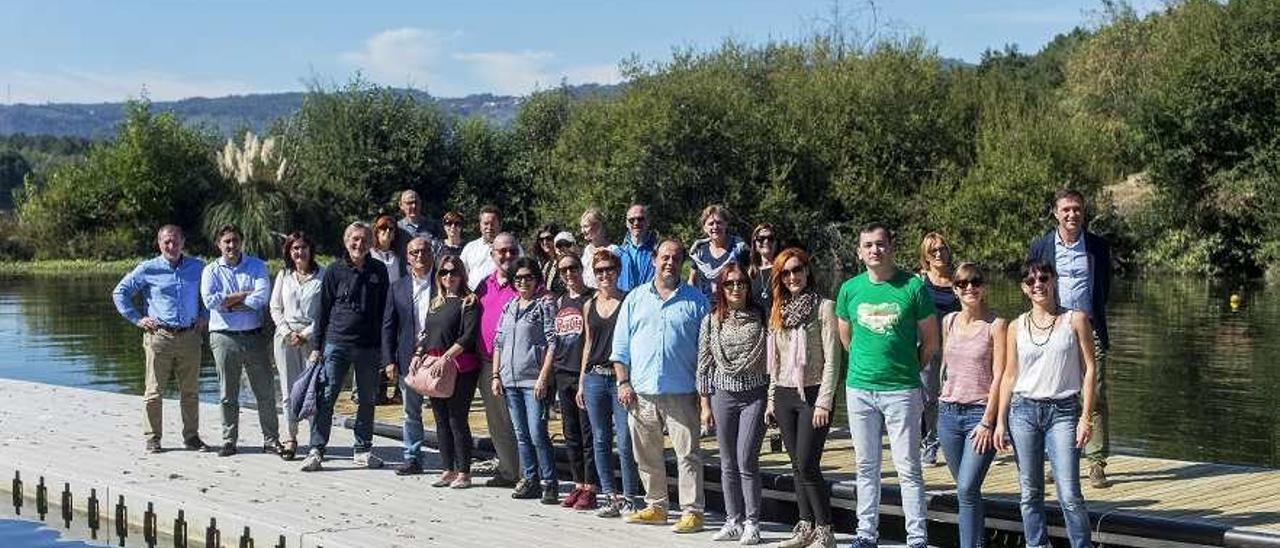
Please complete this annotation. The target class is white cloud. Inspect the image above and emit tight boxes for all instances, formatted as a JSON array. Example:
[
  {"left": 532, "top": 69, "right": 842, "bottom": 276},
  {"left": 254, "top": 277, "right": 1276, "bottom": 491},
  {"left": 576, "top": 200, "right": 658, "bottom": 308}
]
[
  {"left": 455, "top": 51, "right": 621, "bottom": 96},
  {"left": 339, "top": 28, "right": 461, "bottom": 94},
  {"left": 0, "top": 69, "right": 255, "bottom": 104}
]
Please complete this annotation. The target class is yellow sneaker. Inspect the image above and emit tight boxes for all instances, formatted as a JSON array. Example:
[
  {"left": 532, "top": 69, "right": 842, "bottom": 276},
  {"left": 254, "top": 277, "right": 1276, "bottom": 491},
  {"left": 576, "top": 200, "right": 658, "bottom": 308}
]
[
  {"left": 625, "top": 504, "right": 669, "bottom": 525},
  {"left": 670, "top": 511, "right": 704, "bottom": 534}
]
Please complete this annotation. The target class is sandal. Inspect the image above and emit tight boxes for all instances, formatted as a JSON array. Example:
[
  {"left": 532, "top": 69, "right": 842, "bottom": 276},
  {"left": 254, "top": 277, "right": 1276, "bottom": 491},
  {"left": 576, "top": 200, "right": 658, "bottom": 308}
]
[{"left": 280, "top": 440, "right": 297, "bottom": 461}]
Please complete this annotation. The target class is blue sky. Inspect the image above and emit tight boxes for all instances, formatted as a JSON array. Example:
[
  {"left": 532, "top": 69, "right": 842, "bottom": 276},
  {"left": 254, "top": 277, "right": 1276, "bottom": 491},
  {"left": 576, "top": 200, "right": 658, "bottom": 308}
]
[{"left": 0, "top": 0, "right": 1163, "bottom": 104}]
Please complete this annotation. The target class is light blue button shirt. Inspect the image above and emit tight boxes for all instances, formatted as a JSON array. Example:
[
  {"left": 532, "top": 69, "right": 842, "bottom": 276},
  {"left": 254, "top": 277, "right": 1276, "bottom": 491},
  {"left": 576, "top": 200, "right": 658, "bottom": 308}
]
[
  {"left": 609, "top": 281, "right": 709, "bottom": 395},
  {"left": 1055, "top": 235, "right": 1093, "bottom": 317},
  {"left": 201, "top": 254, "right": 271, "bottom": 332},
  {"left": 112, "top": 255, "right": 207, "bottom": 327}
]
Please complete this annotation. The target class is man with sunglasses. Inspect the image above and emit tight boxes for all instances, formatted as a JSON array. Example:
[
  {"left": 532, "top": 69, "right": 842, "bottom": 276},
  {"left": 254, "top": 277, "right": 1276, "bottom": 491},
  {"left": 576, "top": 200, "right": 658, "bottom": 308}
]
[
  {"left": 473, "top": 232, "right": 523, "bottom": 487},
  {"left": 835, "top": 222, "right": 939, "bottom": 548},
  {"left": 382, "top": 236, "right": 436, "bottom": 475},
  {"left": 1027, "top": 188, "right": 1113, "bottom": 489},
  {"left": 617, "top": 203, "right": 656, "bottom": 291}
]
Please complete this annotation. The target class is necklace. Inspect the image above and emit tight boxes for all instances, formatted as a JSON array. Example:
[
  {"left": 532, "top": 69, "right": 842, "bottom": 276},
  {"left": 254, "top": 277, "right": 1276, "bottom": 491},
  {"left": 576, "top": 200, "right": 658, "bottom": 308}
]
[{"left": 1025, "top": 312, "right": 1058, "bottom": 347}]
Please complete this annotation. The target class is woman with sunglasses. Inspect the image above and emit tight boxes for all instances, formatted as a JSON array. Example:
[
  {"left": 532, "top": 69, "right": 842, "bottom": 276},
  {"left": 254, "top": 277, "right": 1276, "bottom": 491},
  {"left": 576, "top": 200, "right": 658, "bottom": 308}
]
[
  {"left": 414, "top": 255, "right": 482, "bottom": 488},
  {"left": 532, "top": 223, "right": 561, "bottom": 292},
  {"left": 994, "top": 260, "right": 1097, "bottom": 548},
  {"left": 937, "top": 263, "right": 1006, "bottom": 548},
  {"left": 765, "top": 248, "right": 839, "bottom": 548},
  {"left": 576, "top": 249, "right": 643, "bottom": 518},
  {"left": 748, "top": 224, "right": 778, "bottom": 316},
  {"left": 688, "top": 204, "right": 747, "bottom": 299},
  {"left": 550, "top": 253, "right": 600, "bottom": 510},
  {"left": 697, "top": 261, "right": 770, "bottom": 544},
  {"left": 437, "top": 211, "right": 466, "bottom": 258},
  {"left": 918, "top": 232, "right": 959, "bottom": 466},
  {"left": 492, "top": 256, "right": 560, "bottom": 504}
]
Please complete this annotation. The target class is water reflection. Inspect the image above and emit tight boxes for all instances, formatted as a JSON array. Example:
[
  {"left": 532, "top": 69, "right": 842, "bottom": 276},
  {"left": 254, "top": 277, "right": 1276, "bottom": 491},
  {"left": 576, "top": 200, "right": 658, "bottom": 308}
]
[{"left": 0, "top": 274, "right": 1276, "bottom": 468}]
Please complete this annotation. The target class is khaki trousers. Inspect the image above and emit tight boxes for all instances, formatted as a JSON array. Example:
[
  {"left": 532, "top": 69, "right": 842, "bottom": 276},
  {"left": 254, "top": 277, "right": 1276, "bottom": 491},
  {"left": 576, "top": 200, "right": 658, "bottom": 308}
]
[
  {"left": 142, "top": 328, "right": 202, "bottom": 443},
  {"left": 479, "top": 358, "right": 520, "bottom": 481},
  {"left": 628, "top": 393, "right": 704, "bottom": 513}
]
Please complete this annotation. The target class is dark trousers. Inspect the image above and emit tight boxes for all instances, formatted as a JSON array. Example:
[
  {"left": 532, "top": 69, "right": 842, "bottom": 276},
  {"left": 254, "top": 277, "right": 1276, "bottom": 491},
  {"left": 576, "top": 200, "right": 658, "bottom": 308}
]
[
  {"left": 555, "top": 370, "right": 597, "bottom": 485},
  {"left": 430, "top": 369, "right": 482, "bottom": 473},
  {"left": 776, "top": 385, "right": 832, "bottom": 525}
]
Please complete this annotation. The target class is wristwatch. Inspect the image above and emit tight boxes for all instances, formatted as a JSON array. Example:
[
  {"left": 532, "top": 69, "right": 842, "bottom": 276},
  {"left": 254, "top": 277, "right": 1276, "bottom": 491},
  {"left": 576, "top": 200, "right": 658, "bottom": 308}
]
[{"left": 616, "top": 379, "right": 631, "bottom": 388}]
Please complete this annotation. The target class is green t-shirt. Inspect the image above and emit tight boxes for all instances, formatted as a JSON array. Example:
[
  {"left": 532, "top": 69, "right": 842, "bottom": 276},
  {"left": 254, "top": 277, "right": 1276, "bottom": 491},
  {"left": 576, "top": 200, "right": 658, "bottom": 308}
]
[{"left": 835, "top": 270, "right": 937, "bottom": 391}]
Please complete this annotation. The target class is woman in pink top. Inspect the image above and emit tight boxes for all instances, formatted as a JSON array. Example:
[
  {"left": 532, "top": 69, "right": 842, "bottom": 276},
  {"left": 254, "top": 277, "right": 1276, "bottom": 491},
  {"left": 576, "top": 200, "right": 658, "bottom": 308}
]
[{"left": 936, "top": 263, "right": 1006, "bottom": 548}]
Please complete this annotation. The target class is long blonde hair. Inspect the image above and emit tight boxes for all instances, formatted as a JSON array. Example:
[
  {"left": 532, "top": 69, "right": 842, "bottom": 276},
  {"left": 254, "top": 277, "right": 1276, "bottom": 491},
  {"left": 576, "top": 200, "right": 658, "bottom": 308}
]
[{"left": 431, "top": 255, "right": 476, "bottom": 310}]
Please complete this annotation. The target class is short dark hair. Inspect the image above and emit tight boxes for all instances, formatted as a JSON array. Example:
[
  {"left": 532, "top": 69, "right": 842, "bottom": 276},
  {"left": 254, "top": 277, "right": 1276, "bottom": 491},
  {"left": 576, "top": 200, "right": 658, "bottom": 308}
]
[
  {"left": 281, "top": 231, "right": 319, "bottom": 273},
  {"left": 214, "top": 224, "right": 241, "bottom": 241},
  {"left": 1019, "top": 259, "right": 1057, "bottom": 281},
  {"left": 507, "top": 256, "right": 543, "bottom": 283},
  {"left": 858, "top": 221, "right": 893, "bottom": 241},
  {"left": 479, "top": 204, "right": 501, "bottom": 218},
  {"left": 157, "top": 224, "right": 184, "bottom": 240},
  {"left": 1054, "top": 188, "right": 1085, "bottom": 206},
  {"left": 656, "top": 237, "right": 686, "bottom": 258},
  {"left": 442, "top": 210, "right": 463, "bottom": 223}
]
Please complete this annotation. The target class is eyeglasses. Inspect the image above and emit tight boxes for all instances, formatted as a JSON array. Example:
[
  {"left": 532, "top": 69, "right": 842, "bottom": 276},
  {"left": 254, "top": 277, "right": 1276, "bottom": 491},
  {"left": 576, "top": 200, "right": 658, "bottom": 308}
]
[
  {"left": 558, "top": 265, "right": 582, "bottom": 274},
  {"left": 594, "top": 265, "right": 618, "bottom": 274},
  {"left": 513, "top": 273, "right": 537, "bottom": 283},
  {"left": 1022, "top": 273, "right": 1052, "bottom": 286},
  {"left": 402, "top": 200, "right": 418, "bottom": 205},
  {"left": 723, "top": 280, "right": 748, "bottom": 290},
  {"left": 443, "top": 220, "right": 461, "bottom": 227},
  {"left": 627, "top": 217, "right": 646, "bottom": 225},
  {"left": 780, "top": 265, "right": 807, "bottom": 278},
  {"left": 929, "top": 246, "right": 949, "bottom": 256},
  {"left": 439, "top": 268, "right": 459, "bottom": 277},
  {"left": 954, "top": 279, "right": 984, "bottom": 290},
  {"left": 407, "top": 248, "right": 431, "bottom": 257},
  {"left": 754, "top": 235, "right": 774, "bottom": 244},
  {"left": 494, "top": 247, "right": 516, "bottom": 255}
]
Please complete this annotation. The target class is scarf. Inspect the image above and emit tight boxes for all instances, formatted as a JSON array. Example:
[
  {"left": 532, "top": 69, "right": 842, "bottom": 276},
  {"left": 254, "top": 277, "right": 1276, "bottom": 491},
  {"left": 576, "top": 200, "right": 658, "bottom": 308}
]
[
  {"left": 781, "top": 290, "right": 819, "bottom": 329},
  {"left": 769, "top": 290, "right": 819, "bottom": 400},
  {"left": 710, "top": 309, "right": 767, "bottom": 376}
]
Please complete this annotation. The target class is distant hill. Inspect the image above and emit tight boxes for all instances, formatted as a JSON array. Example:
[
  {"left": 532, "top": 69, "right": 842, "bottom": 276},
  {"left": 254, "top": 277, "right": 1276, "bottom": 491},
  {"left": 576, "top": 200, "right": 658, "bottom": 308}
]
[{"left": 0, "top": 83, "right": 622, "bottom": 139}]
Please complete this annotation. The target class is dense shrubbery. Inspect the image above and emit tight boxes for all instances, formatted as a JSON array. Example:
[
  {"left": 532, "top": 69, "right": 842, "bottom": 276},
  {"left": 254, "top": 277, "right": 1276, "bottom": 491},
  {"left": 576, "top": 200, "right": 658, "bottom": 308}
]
[{"left": 9, "top": 0, "right": 1279, "bottom": 276}]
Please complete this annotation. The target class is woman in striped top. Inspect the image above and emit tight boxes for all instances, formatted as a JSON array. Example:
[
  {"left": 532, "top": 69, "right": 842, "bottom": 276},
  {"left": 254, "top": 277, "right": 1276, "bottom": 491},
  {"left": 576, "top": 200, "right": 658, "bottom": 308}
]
[{"left": 697, "top": 261, "right": 769, "bottom": 545}]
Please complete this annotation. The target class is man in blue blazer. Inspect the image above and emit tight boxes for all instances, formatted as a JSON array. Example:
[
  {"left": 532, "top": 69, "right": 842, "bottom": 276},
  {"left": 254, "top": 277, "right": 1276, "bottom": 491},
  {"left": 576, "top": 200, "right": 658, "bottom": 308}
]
[
  {"left": 1027, "top": 188, "right": 1113, "bottom": 488},
  {"left": 383, "top": 236, "right": 436, "bottom": 475}
]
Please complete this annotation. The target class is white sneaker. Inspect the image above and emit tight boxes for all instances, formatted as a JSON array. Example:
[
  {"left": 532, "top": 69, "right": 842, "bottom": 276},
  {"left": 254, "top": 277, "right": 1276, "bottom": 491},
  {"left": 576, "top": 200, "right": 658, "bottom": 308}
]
[
  {"left": 299, "top": 449, "right": 323, "bottom": 472},
  {"left": 353, "top": 451, "right": 383, "bottom": 469},
  {"left": 739, "top": 520, "right": 761, "bottom": 545},
  {"left": 712, "top": 520, "right": 742, "bottom": 541}
]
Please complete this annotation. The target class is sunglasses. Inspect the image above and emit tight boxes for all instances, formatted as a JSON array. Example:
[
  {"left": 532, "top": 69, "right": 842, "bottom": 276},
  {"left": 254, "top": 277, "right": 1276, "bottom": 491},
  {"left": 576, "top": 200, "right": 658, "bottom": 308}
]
[
  {"left": 538, "top": 235, "right": 554, "bottom": 241},
  {"left": 443, "top": 221, "right": 461, "bottom": 227},
  {"left": 780, "top": 265, "right": 807, "bottom": 278},
  {"left": 954, "top": 279, "right": 984, "bottom": 290},
  {"left": 558, "top": 265, "right": 582, "bottom": 274},
  {"left": 594, "top": 265, "right": 618, "bottom": 274},
  {"left": 513, "top": 273, "right": 537, "bottom": 283},
  {"left": 1022, "top": 273, "right": 1052, "bottom": 286},
  {"left": 754, "top": 235, "right": 774, "bottom": 244},
  {"left": 438, "top": 268, "right": 459, "bottom": 277},
  {"left": 494, "top": 247, "right": 517, "bottom": 255},
  {"left": 555, "top": 241, "right": 572, "bottom": 248},
  {"left": 723, "top": 279, "right": 749, "bottom": 290},
  {"left": 407, "top": 248, "right": 431, "bottom": 257},
  {"left": 627, "top": 217, "right": 646, "bottom": 224}
]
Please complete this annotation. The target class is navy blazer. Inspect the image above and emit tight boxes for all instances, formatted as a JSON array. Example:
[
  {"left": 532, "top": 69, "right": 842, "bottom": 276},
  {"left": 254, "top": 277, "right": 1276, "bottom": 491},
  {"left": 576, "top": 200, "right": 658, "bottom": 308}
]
[
  {"left": 1028, "top": 229, "right": 1113, "bottom": 348},
  {"left": 381, "top": 274, "right": 429, "bottom": 372}
]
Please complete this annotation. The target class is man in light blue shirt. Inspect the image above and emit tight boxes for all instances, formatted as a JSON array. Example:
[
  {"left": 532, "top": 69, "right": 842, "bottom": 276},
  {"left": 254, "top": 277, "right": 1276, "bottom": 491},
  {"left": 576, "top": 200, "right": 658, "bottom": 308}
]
[
  {"left": 113, "top": 224, "right": 209, "bottom": 454},
  {"left": 200, "top": 224, "right": 278, "bottom": 457},
  {"left": 611, "top": 238, "right": 709, "bottom": 533}
]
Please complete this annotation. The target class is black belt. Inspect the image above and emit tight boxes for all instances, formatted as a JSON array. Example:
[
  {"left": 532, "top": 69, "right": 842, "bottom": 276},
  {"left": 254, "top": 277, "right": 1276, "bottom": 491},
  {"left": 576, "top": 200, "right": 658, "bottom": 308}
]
[
  {"left": 157, "top": 324, "right": 195, "bottom": 333},
  {"left": 212, "top": 328, "right": 263, "bottom": 336}
]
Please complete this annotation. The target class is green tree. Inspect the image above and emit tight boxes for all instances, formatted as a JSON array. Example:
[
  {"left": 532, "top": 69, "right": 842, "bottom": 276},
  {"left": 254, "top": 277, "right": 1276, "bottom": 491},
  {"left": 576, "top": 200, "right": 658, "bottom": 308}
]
[{"left": 0, "top": 150, "right": 31, "bottom": 210}]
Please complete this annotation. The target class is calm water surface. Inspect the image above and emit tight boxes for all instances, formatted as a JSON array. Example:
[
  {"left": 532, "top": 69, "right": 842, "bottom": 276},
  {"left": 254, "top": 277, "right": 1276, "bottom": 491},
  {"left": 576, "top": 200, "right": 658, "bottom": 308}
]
[{"left": 1, "top": 274, "right": 1277, "bottom": 468}]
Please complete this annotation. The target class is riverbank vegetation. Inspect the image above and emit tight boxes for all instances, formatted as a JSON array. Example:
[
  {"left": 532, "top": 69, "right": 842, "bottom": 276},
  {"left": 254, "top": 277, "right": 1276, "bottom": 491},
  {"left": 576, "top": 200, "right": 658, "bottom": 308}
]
[{"left": 4, "top": 0, "right": 1277, "bottom": 277}]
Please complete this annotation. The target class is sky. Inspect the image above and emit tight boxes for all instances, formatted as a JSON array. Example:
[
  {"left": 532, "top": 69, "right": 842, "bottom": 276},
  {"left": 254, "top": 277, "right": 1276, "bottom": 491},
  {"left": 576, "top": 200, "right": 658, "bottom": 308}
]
[{"left": 0, "top": 0, "right": 1165, "bottom": 105}]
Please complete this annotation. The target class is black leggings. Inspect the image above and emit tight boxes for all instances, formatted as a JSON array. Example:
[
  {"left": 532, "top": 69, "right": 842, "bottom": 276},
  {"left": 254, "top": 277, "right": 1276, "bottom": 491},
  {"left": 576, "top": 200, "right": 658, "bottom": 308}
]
[
  {"left": 555, "top": 370, "right": 597, "bottom": 485},
  {"left": 430, "top": 368, "right": 481, "bottom": 473},
  {"left": 776, "top": 385, "right": 832, "bottom": 525}
]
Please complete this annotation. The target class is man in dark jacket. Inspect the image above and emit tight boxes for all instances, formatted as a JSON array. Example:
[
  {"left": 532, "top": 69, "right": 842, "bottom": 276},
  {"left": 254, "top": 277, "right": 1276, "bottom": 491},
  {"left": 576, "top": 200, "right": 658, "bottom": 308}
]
[
  {"left": 301, "top": 222, "right": 390, "bottom": 472},
  {"left": 382, "top": 236, "right": 435, "bottom": 475},
  {"left": 1027, "top": 188, "right": 1113, "bottom": 488}
]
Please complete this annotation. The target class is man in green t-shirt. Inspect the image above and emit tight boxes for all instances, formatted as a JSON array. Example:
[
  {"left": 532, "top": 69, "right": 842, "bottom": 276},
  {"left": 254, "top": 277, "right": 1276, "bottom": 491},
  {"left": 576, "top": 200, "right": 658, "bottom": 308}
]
[{"left": 834, "top": 222, "right": 939, "bottom": 548}]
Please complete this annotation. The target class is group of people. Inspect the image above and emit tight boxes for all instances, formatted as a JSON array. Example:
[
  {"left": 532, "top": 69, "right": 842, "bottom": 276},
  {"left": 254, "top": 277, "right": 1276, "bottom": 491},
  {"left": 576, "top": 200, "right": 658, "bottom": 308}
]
[{"left": 112, "top": 188, "right": 1113, "bottom": 548}]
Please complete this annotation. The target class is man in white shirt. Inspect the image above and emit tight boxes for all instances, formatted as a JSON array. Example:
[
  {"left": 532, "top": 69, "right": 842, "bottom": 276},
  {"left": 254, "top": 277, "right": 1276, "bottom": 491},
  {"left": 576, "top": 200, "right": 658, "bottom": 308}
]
[{"left": 461, "top": 205, "right": 518, "bottom": 290}]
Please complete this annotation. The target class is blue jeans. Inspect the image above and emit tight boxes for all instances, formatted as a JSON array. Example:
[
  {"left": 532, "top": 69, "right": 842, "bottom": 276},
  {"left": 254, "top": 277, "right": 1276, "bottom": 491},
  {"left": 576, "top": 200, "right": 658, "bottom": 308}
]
[
  {"left": 938, "top": 402, "right": 996, "bottom": 548},
  {"left": 310, "top": 343, "right": 379, "bottom": 454},
  {"left": 401, "top": 378, "right": 425, "bottom": 463},
  {"left": 505, "top": 386, "right": 556, "bottom": 485},
  {"left": 847, "top": 388, "right": 928, "bottom": 545},
  {"left": 581, "top": 371, "right": 640, "bottom": 499},
  {"left": 1008, "top": 396, "right": 1092, "bottom": 548}
]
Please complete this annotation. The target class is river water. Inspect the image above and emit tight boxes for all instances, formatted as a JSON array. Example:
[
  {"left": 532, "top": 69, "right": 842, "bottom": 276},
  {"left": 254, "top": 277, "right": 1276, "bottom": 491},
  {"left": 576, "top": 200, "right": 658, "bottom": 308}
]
[{"left": 0, "top": 274, "right": 1277, "bottom": 468}]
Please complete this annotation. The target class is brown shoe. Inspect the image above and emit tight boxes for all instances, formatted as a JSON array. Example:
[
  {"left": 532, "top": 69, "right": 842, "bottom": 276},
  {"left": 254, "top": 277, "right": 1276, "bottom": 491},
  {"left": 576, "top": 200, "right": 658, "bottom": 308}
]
[{"left": 1089, "top": 462, "right": 1111, "bottom": 488}]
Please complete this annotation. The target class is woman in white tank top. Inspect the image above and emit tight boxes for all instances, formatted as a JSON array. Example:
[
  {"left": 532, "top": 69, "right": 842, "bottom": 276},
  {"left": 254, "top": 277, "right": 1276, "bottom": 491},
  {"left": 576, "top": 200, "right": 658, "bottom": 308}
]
[{"left": 993, "top": 260, "right": 1098, "bottom": 548}]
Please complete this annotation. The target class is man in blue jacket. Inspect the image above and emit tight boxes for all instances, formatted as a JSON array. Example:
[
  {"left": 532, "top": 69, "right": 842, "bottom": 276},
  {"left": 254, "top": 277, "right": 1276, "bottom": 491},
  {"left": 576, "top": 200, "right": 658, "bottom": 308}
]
[
  {"left": 1027, "top": 188, "right": 1113, "bottom": 488},
  {"left": 382, "top": 236, "right": 435, "bottom": 475}
]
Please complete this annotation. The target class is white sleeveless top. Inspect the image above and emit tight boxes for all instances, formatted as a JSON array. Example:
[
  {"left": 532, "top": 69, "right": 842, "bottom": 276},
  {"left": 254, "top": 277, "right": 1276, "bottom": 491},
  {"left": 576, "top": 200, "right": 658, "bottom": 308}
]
[{"left": 1013, "top": 312, "right": 1083, "bottom": 399}]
